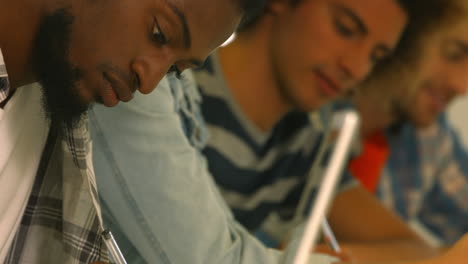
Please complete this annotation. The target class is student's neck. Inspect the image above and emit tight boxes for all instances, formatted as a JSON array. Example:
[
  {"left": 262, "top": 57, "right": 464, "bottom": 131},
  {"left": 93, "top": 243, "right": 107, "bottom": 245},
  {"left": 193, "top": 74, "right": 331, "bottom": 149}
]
[
  {"left": 218, "top": 25, "right": 292, "bottom": 132},
  {"left": 0, "top": 0, "right": 45, "bottom": 91},
  {"left": 354, "top": 91, "right": 396, "bottom": 139}
]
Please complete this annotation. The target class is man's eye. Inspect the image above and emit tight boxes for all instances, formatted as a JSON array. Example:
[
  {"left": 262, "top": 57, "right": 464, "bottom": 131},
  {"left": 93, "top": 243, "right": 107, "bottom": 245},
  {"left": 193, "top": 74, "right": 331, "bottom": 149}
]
[
  {"left": 335, "top": 20, "right": 354, "bottom": 38},
  {"left": 442, "top": 41, "right": 468, "bottom": 63},
  {"left": 152, "top": 18, "right": 167, "bottom": 45},
  {"left": 370, "top": 50, "right": 389, "bottom": 65},
  {"left": 446, "top": 52, "right": 463, "bottom": 62},
  {"left": 444, "top": 47, "right": 464, "bottom": 62}
]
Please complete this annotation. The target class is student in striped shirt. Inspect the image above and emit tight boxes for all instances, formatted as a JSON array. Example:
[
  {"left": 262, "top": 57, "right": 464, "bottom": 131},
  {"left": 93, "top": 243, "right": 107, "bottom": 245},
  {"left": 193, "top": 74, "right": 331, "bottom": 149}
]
[{"left": 193, "top": 0, "right": 451, "bottom": 261}]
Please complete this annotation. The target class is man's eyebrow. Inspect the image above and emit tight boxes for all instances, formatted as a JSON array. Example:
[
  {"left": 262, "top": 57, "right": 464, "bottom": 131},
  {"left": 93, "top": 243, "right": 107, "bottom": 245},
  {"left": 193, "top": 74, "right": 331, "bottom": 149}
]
[
  {"left": 165, "top": 0, "right": 192, "bottom": 49},
  {"left": 336, "top": 5, "right": 368, "bottom": 35}
]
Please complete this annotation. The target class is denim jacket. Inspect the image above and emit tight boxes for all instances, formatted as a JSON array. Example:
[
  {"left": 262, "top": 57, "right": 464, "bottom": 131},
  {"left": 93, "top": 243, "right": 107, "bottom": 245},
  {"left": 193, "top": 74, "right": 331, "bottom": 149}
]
[{"left": 89, "top": 73, "right": 336, "bottom": 264}]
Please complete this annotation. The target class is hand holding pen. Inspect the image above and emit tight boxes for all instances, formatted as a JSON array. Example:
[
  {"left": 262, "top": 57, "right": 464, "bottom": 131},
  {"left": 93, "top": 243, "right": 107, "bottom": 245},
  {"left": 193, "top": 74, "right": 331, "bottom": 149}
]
[{"left": 314, "top": 218, "right": 353, "bottom": 262}]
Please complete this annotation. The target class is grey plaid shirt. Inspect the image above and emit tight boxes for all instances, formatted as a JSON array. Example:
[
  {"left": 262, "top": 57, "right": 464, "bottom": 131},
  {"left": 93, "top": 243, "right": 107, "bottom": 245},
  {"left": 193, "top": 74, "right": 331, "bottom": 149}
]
[
  {"left": 1, "top": 48, "right": 109, "bottom": 263},
  {"left": 0, "top": 49, "right": 8, "bottom": 104}
]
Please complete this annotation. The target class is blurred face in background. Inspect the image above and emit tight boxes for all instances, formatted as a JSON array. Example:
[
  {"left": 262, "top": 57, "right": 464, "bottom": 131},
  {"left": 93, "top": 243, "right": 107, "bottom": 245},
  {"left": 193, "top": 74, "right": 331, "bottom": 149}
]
[
  {"left": 268, "top": 0, "right": 407, "bottom": 111},
  {"left": 398, "top": 20, "right": 468, "bottom": 128}
]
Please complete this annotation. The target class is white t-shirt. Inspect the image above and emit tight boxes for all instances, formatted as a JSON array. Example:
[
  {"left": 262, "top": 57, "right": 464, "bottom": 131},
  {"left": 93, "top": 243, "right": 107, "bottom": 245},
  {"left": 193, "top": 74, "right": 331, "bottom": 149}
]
[{"left": 0, "top": 84, "right": 49, "bottom": 261}]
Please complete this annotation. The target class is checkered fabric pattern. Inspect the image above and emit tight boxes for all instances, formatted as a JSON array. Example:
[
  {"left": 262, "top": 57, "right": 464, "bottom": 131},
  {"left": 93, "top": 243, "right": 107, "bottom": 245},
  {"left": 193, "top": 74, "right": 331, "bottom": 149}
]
[{"left": 1, "top": 48, "right": 109, "bottom": 263}]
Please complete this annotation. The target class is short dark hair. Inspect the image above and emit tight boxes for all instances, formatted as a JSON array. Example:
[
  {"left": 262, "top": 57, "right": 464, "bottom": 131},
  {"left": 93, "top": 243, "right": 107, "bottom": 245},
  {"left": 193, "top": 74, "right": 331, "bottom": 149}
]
[
  {"left": 237, "top": 0, "right": 268, "bottom": 31},
  {"left": 236, "top": 0, "right": 447, "bottom": 33},
  {"left": 371, "top": 0, "right": 455, "bottom": 74},
  {"left": 355, "top": 0, "right": 461, "bottom": 112},
  {"left": 394, "top": 0, "right": 452, "bottom": 49}
]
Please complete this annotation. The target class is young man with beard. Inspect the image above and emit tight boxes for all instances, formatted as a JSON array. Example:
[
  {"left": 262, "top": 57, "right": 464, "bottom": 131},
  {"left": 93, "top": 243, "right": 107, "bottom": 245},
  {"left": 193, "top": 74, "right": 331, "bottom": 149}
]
[
  {"left": 0, "top": 0, "right": 253, "bottom": 262},
  {"left": 350, "top": 1, "right": 468, "bottom": 248},
  {"left": 89, "top": 0, "right": 468, "bottom": 263}
]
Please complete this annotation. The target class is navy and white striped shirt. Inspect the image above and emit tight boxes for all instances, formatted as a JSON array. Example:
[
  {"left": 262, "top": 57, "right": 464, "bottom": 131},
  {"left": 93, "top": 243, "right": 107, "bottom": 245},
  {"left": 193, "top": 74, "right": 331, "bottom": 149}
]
[{"left": 194, "top": 53, "right": 356, "bottom": 243}]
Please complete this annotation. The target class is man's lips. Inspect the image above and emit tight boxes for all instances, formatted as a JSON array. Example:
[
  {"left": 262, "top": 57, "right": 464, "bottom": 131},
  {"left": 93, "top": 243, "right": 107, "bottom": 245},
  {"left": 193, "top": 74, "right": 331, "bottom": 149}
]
[
  {"left": 100, "top": 79, "right": 119, "bottom": 107},
  {"left": 313, "top": 70, "right": 343, "bottom": 97},
  {"left": 101, "top": 71, "right": 135, "bottom": 106}
]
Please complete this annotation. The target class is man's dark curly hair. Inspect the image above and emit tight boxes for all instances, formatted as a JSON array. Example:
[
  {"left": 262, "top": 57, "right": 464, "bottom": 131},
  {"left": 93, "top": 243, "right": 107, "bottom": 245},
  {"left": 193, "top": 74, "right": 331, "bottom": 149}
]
[
  {"left": 237, "top": 0, "right": 267, "bottom": 31},
  {"left": 237, "top": 0, "right": 451, "bottom": 34},
  {"left": 381, "top": 0, "right": 455, "bottom": 66},
  {"left": 354, "top": 0, "right": 465, "bottom": 114},
  {"left": 364, "top": 0, "right": 459, "bottom": 83}
]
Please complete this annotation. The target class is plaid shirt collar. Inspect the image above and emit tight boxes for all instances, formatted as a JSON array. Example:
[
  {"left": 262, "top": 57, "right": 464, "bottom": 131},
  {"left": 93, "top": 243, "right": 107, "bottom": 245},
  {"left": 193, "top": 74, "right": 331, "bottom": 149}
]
[
  {"left": 0, "top": 48, "right": 10, "bottom": 104},
  {"left": 1, "top": 46, "right": 109, "bottom": 263},
  {"left": 4, "top": 100, "right": 109, "bottom": 262},
  {"left": 6, "top": 117, "right": 110, "bottom": 263}
]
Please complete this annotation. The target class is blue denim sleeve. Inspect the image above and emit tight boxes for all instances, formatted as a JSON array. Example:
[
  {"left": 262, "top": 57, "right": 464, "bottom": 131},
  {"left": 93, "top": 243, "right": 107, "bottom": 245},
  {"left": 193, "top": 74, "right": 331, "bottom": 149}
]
[
  {"left": 423, "top": 116, "right": 468, "bottom": 244},
  {"left": 89, "top": 76, "right": 335, "bottom": 264}
]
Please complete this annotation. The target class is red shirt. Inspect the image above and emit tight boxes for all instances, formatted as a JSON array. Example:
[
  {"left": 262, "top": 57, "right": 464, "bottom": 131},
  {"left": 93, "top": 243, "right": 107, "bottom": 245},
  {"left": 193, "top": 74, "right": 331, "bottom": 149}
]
[{"left": 349, "top": 132, "right": 389, "bottom": 193}]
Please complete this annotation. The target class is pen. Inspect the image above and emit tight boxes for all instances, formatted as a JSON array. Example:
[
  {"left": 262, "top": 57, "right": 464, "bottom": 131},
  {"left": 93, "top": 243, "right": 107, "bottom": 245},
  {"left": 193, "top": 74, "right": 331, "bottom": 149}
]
[
  {"left": 321, "top": 218, "right": 341, "bottom": 253},
  {"left": 290, "top": 111, "right": 358, "bottom": 264},
  {"left": 102, "top": 229, "right": 128, "bottom": 264}
]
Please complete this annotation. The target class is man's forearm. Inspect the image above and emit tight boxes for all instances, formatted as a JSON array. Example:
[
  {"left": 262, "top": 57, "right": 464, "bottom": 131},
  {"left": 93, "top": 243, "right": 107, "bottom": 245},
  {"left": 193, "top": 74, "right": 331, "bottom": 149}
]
[{"left": 339, "top": 239, "right": 439, "bottom": 263}]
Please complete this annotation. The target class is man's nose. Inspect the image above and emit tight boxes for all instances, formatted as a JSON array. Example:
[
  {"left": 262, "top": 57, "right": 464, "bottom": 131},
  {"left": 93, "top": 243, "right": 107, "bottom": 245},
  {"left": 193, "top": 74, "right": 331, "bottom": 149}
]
[
  {"left": 448, "top": 66, "right": 468, "bottom": 96},
  {"left": 131, "top": 53, "right": 173, "bottom": 95},
  {"left": 338, "top": 47, "right": 373, "bottom": 85}
]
